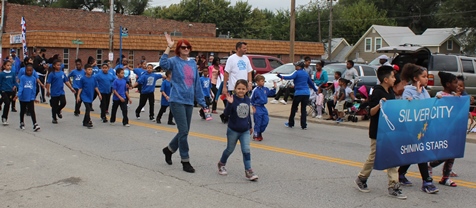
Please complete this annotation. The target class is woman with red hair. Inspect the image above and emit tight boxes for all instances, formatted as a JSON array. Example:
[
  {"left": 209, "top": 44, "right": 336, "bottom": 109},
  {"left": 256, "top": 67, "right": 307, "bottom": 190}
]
[{"left": 160, "top": 33, "right": 209, "bottom": 173}]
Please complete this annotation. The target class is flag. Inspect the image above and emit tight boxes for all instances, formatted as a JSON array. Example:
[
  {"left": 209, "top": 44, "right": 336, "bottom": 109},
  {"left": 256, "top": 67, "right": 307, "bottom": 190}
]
[{"left": 21, "top": 17, "right": 28, "bottom": 59}]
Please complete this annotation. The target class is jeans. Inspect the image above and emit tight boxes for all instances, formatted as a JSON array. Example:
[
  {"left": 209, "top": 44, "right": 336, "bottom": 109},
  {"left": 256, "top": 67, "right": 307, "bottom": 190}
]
[
  {"left": 136, "top": 93, "right": 155, "bottom": 118},
  {"left": 288, "top": 95, "right": 309, "bottom": 128},
  {"left": 110, "top": 99, "right": 129, "bottom": 125},
  {"left": 220, "top": 127, "right": 251, "bottom": 170},
  {"left": 20, "top": 101, "right": 37, "bottom": 125},
  {"left": 74, "top": 88, "right": 82, "bottom": 115},
  {"left": 50, "top": 95, "right": 66, "bottom": 120},
  {"left": 168, "top": 102, "right": 193, "bottom": 162},
  {"left": 100, "top": 93, "right": 111, "bottom": 119},
  {"left": 83, "top": 102, "right": 92, "bottom": 125}
]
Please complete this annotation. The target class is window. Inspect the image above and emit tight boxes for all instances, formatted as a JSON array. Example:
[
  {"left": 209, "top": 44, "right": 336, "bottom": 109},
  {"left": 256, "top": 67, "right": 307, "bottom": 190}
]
[
  {"left": 63, "top": 49, "right": 69, "bottom": 71},
  {"left": 128, "top": 50, "right": 134, "bottom": 68},
  {"left": 461, "top": 59, "right": 475, "bottom": 73},
  {"left": 365, "top": 38, "right": 372, "bottom": 52},
  {"left": 269, "top": 59, "right": 283, "bottom": 69},
  {"left": 375, "top": 37, "right": 382, "bottom": 51},
  {"left": 96, "top": 49, "right": 103, "bottom": 65},
  {"left": 362, "top": 66, "right": 376, "bottom": 76},
  {"left": 447, "top": 40, "right": 453, "bottom": 51},
  {"left": 251, "top": 58, "right": 267, "bottom": 68},
  {"left": 431, "top": 55, "right": 458, "bottom": 72}
]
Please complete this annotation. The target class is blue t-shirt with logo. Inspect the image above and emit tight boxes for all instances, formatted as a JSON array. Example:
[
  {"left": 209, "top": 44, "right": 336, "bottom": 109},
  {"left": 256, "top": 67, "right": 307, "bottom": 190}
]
[
  {"left": 78, "top": 76, "right": 98, "bottom": 103},
  {"left": 200, "top": 77, "right": 211, "bottom": 97},
  {"left": 47, "top": 71, "right": 69, "bottom": 97},
  {"left": 68, "top": 69, "right": 85, "bottom": 89},
  {"left": 17, "top": 75, "right": 37, "bottom": 102},
  {"left": 137, "top": 73, "right": 162, "bottom": 94}
]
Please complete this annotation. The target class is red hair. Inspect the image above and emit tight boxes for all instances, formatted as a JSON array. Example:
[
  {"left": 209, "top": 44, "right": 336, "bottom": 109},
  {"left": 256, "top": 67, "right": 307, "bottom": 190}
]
[{"left": 175, "top": 39, "right": 192, "bottom": 56}]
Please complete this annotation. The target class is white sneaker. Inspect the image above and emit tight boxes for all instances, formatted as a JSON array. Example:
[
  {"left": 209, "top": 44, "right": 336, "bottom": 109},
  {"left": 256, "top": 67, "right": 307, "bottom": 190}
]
[
  {"left": 33, "top": 124, "right": 40, "bottom": 132},
  {"left": 124, "top": 124, "right": 130, "bottom": 127},
  {"left": 270, "top": 100, "right": 279, "bottom": 104},
  {"left": 317, "top": 115, "right": 322, "bottom": 119},
  {"left": 279, "top": 100, "right": 287, "bottom": 105},
  {"left": 141, "top": 107, "right": 145, "bottom": 112},
  {"left": 2, "top": 118, "right": 8, "bottom": 126},
  {"left": 218, "top": 162, "right": 228, "bottom": 175}
]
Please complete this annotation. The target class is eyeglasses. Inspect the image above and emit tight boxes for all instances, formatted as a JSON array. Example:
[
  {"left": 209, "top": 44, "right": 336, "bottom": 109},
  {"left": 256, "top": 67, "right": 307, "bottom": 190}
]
[{"left": 180, "top": 46, "right": 192, "bottom": 50}]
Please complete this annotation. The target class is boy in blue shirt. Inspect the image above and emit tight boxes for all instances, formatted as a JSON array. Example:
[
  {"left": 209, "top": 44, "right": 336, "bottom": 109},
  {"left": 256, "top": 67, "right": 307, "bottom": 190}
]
[
  {"left": 133, "top": 64, "right": 163, "bottom": 121},
  {"left": 156, "top": 70, "right": 174, "bottom": 125},
  {"left": 110, "top": 68, "right": 131, "bottom": 127},
  {"left": 250, "top": 74, "right": 269, "bottom": 141},
  {"left": 199, "top": 69, "right": 212, "bottom": 120},
  {"left": 95, "top": 63, "right": 116, "bottom": 123},
  {"left": 68, "top": 59, "right": 85, "bottom": 116},
  {"left": 46, "top": 60, "right": 76, "bottom": 124},
  {"left": 77, "top": 64, "right": 102, "bottom": 128},
  {"left": 17, "top": 64, "right": 40, "bottom": 131},
  {"left": 0, "top": 61, "right": 19, "bottom": 125}
]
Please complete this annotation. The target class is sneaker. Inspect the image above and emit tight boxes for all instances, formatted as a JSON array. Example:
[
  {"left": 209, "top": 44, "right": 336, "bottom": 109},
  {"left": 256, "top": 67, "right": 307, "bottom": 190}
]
[
  {"left": 141, "top": 107, "right": 145, "bottom": 112},
  {"left": 245, "top": 169, "right": 258, "bottom": 181},
  {"left": 102, "top": 118, "right": 108, "bottom": 123},
  {"left": 33, "top": 124, "right": 40, "bottom": 132},
  {"left": 156, "top": 119, "right": 161, "bottom": 124},
  {"left": 253, "top": 135, "right": 259, "bottom": 141},
  {"left": 301, "top": 127, "right": 307, "bottom": 130},
  {"left": 399, "top": 175, "right": 413, "bottom": 186},
  {"left": 20, "top": 122, "right": 25, "bottom": 130},
  {"left": 388, "top": 184, "right": 407, "bottom": 199},
  {"left": 2, "top": 118, "right": 8, "bottom": 126},
  {"left": 163, "top": 147, "right": 173, "bottom": 165},
  {"left": 136, "top": 113, "right": 140, "bottom": 120},
  {"left": 124, "top": 124, "right": 130, "bottom": 127},
  {"left": 74, "top": 113, "right": 79, "bottom": 117},
  {"left": 270, "top": 100, "right": 279, "bottom": 104},
  {"left": 279, "top": 100, "right": 287, "bottom": 105},
  {"left": 52, "top": 119, "right": 58, "bottom": 124},
  {"left": 57, "top": 112, "right": 63, "bottom": 119},
  {"left": 336, "top": 118, "right": 343, "bottom": 123},
  {"left": 421, "top": 181, "right": 439, "bottom": 194},
  {"left": 284, "top": 122, "right": 293, "bottom": 128},
  {"left": 11, "top": 108, "right": 17, "bottom": 112},
  {"left": 110, "top": 122, "right": 115, "bottom": 125},
  {"left": 439, "top": 178, "right": 457, "bottom": 187},
  {"left": 354, "top": 177, "right": 370, "bottom": 193},
  {"left": 87, "top": 122, "right": 93, "bottom": 129},
  {"left": 316, "top": 115, "right": 322, "bottom": 119},
  {"left": 150, "top": 116, "right": 156, "bottom": 122},
  {"left": 218, "top": 162, "right": 228, "bottom": 175},
  {"left": 450, "top": 170, "right": 458, "bottom": 177},
  {"left": 256, "top": 134, "right": 263, "bottom": 141}
]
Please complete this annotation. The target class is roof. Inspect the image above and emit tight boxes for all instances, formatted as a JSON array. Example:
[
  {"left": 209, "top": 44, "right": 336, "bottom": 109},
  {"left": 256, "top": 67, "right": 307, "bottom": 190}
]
[
  {"left": 372, "top": 25, "right": 415, "bottom": 46},
  {"left": 333, "top": 46, "right": 352, "bottom": 62},
  {"left": 399, "top": 28, "right": 461, "bottom": 47},
  {"left": 3, "top": 31, "right": 325, "bottom": 55}
]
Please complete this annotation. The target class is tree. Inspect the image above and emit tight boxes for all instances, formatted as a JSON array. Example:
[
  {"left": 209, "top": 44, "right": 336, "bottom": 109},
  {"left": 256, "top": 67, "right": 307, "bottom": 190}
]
[{"left": 333, "top": 0, "right": 395, "bottom": 44}]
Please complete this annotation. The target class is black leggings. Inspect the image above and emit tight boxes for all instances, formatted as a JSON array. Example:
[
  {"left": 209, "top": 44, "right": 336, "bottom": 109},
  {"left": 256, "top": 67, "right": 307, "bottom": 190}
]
[
  {"left": 111, "top": 100, "right": 129, "bottom": 125},
  {"left": 136, "top": 93, "right": 155, "bottom": 117},
  {"left": 327, "top": 100, "right": 335, "bottom": 117},
  {"left": 398, "top": 163, "right": 432, "bottom": 182},
  {"left": 20, "top": 101, "right": 37, "bottom": 125},
  {"left": 211, "top": 84, "right": 218, "bottom": 111},
  {"left": 100, "top": 93, "right": 111, "bottom": 119},
  {"left": 50, "top": 95, "right": 66, "bottom": 120},
  {"left": 1, "top": 91, "right": 15, "bottom": 119}
]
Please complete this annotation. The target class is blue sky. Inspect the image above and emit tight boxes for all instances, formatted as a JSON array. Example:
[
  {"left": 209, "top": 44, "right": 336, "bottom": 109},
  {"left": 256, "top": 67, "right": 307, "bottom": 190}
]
[{"left": 150, "top": 0, "right": 312, "bottom": 11}]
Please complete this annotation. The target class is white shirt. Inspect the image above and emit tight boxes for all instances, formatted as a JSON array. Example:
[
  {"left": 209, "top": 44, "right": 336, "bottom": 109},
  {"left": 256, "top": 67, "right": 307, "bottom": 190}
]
[
  {"left": 225, "top": 54, "right": 252, "bottom": 90},
  {"left": 343, "top": 67, "right": 359, "bottom": 85}
]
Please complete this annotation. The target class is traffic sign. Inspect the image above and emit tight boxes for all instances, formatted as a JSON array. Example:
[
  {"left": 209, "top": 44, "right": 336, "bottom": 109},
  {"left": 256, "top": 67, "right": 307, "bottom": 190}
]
[
  {"left": 121, "top": 27, "right": 128, "bottom": 37},
  {"left": 72, "top": 39, "right": 84, "bottom": 45}
]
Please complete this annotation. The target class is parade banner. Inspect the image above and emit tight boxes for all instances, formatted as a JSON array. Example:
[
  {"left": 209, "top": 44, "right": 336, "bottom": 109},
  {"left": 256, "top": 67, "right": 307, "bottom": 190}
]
[
  {"left": 374, "top": 96, "right": 469, "bottom": 170},
  {"left": 21, "top": 17, "right": 28, "bottom": 59}
]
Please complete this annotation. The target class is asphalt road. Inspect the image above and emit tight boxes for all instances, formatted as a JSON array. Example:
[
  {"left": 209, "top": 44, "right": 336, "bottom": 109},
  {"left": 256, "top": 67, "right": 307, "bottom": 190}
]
[{"left": 1, "top": 91, "right": 476, "bottom": 208}]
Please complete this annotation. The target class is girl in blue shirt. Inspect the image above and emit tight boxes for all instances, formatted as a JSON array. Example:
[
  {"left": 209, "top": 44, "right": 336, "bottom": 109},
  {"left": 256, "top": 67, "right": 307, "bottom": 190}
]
[
  {"left": 0, "top": 60, "right": 18, "bottom": 125},
  {"left": 156, "top": 70, "right": 174, "bottom": 124},
  {"left": 77, "top": 64, "right": 102, "bottom": 128},
  {"left": 17, "top": 64, "right": 40, "bottom": 131},
  {"left": 46, "top": 60, "right": 76, "bottom": 124}
]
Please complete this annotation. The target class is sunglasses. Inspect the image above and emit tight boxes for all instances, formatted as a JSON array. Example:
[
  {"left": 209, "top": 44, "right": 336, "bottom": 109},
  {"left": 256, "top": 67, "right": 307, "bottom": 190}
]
[{"left": 180, "top": 46, "right": 192, "bottom": 50}]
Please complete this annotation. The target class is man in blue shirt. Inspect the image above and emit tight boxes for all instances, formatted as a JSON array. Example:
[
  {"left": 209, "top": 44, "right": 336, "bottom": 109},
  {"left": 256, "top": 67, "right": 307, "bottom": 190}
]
[
  {"left": 77, "top": 64, "right": 102, "bottom": 128},
  {"left": 95, "top": 63, "right": 116, "bottom": 123}
]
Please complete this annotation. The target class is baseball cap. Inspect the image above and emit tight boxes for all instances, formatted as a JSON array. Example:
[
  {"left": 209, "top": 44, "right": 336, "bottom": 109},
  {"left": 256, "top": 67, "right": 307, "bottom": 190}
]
[
  {"left": 10, "top": 49, "right": 16, "bottom": 53},
  {"left": 293, "top": 61, "right": 305, "bottom": 68},
  {"left": 378, "top": 55, "right": 389, "bottom": 60}
]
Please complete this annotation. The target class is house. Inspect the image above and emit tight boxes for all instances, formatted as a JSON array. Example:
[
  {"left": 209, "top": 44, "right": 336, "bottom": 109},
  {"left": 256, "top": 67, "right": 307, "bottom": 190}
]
[
  {"left": 322, "top": 38, "right": 352, "bottom": 62},
  {"left": 344, "top": 25, "right": 462, "bottom": 63},
  {"left": 1, "top": 3, "right": 324, "bottom": 71}
]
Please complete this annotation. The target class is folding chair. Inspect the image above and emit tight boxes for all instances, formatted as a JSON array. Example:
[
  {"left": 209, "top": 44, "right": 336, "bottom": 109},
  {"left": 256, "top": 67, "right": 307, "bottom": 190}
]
[{"left": 468, "top": 107, "right": 476, "bottom": 134}]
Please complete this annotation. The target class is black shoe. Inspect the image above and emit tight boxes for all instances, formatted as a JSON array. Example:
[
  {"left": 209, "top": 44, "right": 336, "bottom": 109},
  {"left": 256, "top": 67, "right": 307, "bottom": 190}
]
[
  {"left": 167, "top": 121, "right": 176, "bottom": 125},
  {"left": 102, "top": 118, "right": 108, "bottom": 123},
  {"left": 57, "top": 113, "right": 63, "bottom": 119},
  {"left": 162, "top": 147, "right": 173, "bottom": 165},
  {"left": 52, "top": 119, "right": 58, "bottom": 124},
  {"left": 11, "top": 108, "right": 17, "bottom": 112},
  {"left": 87, "top": 122, "right": 93, "bottom": 129},
  {"left": 91, "top": 108, "right": 95, "bottom": 112},
  {"left": 74, "top": 113, "right": 79, "bottom": 117},
  {"left": 181, "top": 161, "right": 195, "bottom": 173},
  {"left": 149, "top": 116, "right": 155, "bottom": 121},
  {"left": 156, "top": 119, "right": 161, "bottom": 124}
]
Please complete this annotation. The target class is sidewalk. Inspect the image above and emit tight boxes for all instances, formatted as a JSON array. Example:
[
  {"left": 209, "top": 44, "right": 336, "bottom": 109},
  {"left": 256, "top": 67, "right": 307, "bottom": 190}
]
[{"left": 129, "top": 90, "right": 476, "bottom": 143}]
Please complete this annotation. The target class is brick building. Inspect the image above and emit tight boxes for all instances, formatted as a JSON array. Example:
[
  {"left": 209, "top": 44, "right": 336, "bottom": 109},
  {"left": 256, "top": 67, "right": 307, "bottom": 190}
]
[{"left": 1, "top": 3, "right": 324, "bottom": 71}]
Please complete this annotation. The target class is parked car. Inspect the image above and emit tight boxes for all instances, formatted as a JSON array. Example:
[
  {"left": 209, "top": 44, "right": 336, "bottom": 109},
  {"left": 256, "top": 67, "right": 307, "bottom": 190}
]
[
  {"left": 377, "top": 45, "right": 476, "bottom": 96},
  {"left": 220, "top": 54, "right": 284, "bottom": 74},
  {"left": 323, "top": 63, "right": 378, "bottom": 88},
  {"left": 262, "top": 63, "right": 316, "bottom": 89}
]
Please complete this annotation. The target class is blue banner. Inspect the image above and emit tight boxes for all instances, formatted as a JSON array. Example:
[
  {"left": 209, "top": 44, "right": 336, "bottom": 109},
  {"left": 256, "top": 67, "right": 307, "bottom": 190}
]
[{"left": 374, "top": 97, "right": 469, "bottom": 170}]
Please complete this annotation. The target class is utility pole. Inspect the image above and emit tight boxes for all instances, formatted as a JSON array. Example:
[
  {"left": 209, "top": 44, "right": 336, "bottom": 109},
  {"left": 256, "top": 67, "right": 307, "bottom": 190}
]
[
  {"left": 328, "top": 0, "right": 333, "bottom": 61},
  {"left": 290, "top": 0, "right": 296, "bottom": 63},
  {"left": 0, "top": 0, "right": 5, "bottom": 62},
  {"left": 318, "top": 3, "right": 321, "bottom": 42},
  {"left": 109, "top": 0, "right": 114, "bottom": 62}
]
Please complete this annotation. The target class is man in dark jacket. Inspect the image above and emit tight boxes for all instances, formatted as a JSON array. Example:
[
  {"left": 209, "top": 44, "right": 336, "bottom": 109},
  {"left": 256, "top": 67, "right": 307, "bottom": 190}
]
[{"left": 33, "top": 48, "right": 48, "bottom": 103}]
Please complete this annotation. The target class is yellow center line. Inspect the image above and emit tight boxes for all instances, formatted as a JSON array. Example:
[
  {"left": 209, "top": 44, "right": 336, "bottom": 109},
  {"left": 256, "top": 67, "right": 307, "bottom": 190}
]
[{"left": 37, "top": 103, "right": 476, "bottom": 189}]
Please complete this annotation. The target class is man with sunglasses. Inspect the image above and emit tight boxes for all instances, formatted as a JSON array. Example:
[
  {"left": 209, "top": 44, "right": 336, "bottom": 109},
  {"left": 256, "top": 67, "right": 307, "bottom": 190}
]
[{"left": 220, "top": 41, "right": 253, "bottom": 123}]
